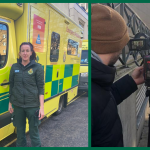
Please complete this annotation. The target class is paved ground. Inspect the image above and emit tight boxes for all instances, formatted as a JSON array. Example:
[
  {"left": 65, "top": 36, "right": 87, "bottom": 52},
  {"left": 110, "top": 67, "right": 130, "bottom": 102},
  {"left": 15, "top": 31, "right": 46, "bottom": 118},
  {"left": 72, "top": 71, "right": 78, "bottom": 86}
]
[{"left": 0, "top": 92, "right": 88, "bottom": 147}]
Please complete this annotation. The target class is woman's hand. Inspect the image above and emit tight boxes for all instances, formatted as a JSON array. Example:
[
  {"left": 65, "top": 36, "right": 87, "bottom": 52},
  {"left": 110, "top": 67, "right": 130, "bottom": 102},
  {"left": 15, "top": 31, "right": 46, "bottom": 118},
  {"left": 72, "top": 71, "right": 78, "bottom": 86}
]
[
  {"left": 8, "top": 102, "right": 14, "bottom": 114},
  {"left": 39, "top": 95, "right": 44, "bottom": 120},
  {"left": 39, "top": 107, "right": 44, "bottom": 120}
]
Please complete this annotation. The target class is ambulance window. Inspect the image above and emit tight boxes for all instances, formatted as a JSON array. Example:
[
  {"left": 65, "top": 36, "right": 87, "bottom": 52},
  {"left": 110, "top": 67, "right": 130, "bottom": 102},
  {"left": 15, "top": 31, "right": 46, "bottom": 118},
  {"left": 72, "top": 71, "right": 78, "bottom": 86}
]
[
  {"left": 50, "top": 32, "right": 60, "bottom": 62},
  {"left": 81, "top": 50, "right": 88, "bottom": 64},
  {"left": 67, "top": 39, "right": 78, "bottom": 56},
  {"left": 0, "top": 23, "right": 8, "bottom": 69}
]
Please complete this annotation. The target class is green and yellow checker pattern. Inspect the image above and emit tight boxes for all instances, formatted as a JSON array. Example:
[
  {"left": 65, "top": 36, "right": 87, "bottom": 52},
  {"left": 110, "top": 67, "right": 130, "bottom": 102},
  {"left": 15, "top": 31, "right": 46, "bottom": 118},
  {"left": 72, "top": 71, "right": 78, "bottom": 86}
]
[{"left": 44, "top": 64, "right": 80, "bottom": 99}]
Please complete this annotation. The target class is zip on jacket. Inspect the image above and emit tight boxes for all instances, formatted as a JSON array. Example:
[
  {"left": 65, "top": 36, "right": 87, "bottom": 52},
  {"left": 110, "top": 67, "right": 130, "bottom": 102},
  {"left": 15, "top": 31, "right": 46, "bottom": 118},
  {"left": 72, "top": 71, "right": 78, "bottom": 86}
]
[{"left": 9, "top": 59, "right": 44, "bottom": 108}]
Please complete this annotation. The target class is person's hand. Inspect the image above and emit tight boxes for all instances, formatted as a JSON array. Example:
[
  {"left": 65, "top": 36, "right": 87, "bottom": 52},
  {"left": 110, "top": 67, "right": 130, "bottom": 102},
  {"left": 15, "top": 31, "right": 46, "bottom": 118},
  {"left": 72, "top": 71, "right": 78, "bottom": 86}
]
[
  {"left": 8, "top": 102, "right": 14, "bottom": 114},
  {"left": 131, "top": 66, "right": 144, "bottom": 85},
  {"left": 39, "top": 107, "right": 44, "bottom": 120}
]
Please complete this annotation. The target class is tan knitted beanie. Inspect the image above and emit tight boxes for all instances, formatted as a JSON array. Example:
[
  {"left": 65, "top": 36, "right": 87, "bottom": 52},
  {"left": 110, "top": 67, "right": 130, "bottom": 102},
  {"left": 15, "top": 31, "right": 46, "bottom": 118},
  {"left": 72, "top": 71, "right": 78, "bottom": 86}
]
[{"left": 91, "top": 4, "right": 129, "bottom": 54}]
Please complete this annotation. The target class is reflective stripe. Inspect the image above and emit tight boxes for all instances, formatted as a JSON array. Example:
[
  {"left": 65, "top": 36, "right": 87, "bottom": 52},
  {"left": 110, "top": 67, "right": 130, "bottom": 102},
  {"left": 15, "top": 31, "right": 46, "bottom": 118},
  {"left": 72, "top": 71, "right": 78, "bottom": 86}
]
[
  {"left": 0, "top": 18, "right": 11, "bottom": 23},
  {"left": 0, "top": 112, "right": 11, "bottom": 128}
]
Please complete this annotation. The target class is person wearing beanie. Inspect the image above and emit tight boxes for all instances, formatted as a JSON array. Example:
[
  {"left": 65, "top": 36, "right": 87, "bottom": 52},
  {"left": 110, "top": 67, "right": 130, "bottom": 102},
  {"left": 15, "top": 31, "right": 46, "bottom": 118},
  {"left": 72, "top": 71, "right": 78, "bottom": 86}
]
[{"left": 91, "top": 4, "right": 144, "bottom": 147}]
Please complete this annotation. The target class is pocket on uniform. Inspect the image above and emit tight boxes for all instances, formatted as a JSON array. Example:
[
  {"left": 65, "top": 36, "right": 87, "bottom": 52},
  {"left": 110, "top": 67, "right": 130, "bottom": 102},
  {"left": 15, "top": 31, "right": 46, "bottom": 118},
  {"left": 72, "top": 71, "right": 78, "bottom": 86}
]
[
  {"left": 34, "top": 116, "right": 41, "bottom": 126},
  {"left": 34, "top": 109, "right": 41, "bottom": 126},
  {"left": 11, "top": 113, "right": 17, "bottom": 127}
]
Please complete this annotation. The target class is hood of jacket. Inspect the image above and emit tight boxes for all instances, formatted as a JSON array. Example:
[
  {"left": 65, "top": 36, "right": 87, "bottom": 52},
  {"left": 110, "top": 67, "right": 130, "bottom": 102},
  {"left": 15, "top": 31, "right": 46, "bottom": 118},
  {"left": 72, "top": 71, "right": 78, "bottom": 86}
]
[
  {"left": 17, "top": 59, "right": 36, "bottom": 70},
  {"left": 91, "top": 58, "right": 116, "bottom": 88}
]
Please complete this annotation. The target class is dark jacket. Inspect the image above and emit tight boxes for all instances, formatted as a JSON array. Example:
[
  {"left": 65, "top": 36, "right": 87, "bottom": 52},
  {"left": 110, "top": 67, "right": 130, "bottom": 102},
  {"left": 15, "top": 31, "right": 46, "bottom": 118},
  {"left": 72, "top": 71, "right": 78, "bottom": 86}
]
[
  {"left": 9, "top": 59, "right": 44, "bottom": 108},
  {"left": 91, "top": 58, "right": 137, "bottom": 147}
]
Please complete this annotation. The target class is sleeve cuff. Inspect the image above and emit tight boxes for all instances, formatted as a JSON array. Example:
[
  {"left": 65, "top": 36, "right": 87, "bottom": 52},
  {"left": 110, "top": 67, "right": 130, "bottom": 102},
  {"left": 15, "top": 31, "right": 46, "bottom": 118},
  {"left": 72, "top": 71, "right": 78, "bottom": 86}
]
[{"left": 123, "top": 74, "right": 138, "bottom": 93}]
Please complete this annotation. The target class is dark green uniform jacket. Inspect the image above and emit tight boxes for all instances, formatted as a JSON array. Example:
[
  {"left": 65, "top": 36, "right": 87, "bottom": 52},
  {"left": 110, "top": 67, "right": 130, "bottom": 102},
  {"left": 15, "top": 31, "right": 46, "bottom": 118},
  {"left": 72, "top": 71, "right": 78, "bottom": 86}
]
[{"left": 9, "top": 59, "right": 44, "bottom": 108}]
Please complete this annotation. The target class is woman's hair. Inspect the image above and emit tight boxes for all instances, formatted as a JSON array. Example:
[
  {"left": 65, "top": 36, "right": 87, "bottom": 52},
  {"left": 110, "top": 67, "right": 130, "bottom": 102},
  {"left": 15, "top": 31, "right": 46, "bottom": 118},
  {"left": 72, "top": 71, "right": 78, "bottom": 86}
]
[{"left": 19, "top": 42, "right": 36, "bottom": 60}]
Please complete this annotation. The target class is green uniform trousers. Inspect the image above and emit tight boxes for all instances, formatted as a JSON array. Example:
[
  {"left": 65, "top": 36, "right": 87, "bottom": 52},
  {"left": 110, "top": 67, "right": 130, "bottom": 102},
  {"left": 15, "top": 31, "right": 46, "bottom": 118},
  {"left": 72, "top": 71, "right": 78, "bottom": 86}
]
[{"left": 12, "top": 106, "right": 41, "bottom": 147}]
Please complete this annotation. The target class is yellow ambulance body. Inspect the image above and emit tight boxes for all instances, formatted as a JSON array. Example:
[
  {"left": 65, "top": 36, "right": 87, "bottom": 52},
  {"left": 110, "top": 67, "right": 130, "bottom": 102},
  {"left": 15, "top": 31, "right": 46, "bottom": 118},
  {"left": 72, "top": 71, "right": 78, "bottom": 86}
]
[
  {"left": 78, "top": 40, "right": 88, "bottom": 92},
  {"left": 0, "top": 3, "right": 83, "bottom": 141}
]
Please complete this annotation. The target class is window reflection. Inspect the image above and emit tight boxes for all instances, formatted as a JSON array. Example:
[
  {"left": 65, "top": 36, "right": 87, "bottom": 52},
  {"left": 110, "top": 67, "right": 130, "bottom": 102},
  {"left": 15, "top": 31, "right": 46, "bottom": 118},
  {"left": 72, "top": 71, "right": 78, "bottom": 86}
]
[
  {"left": 0, "top": 24, "right": 7, "bottom": 69},
  {"left": 81, "top": 50, "right": 88, "bottom": 64},
  {"left": 50, "top": 32, "right": 60, "bottom": 62},
  {"left": 67, "top": 39, "right": 78, "bottom": 56}
]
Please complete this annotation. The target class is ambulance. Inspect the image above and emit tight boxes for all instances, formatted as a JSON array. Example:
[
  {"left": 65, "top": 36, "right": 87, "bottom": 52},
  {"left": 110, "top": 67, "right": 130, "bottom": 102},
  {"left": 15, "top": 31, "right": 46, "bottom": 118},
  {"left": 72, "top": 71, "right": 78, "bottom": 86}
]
[
  {"left": 78, "top": 40, "right": 88, "bottom": 92},
  {"left": 0, "top": 3, "right": 83, "bottom": 141}
]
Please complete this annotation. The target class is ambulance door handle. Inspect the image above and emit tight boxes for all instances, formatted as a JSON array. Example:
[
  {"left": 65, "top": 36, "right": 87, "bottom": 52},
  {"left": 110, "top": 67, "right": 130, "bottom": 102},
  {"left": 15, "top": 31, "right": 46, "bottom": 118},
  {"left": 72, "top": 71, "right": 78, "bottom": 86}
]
[
  {"left": 0, "top": 82, "right": 10, "bottom": 86},
  {"left": 57, "top": 71, "right": 59, "bottom": 78}
]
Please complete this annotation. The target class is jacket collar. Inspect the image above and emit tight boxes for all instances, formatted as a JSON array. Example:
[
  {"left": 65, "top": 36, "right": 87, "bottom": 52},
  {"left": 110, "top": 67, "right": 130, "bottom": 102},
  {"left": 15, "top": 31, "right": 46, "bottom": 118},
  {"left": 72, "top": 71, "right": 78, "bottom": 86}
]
[
  {"left": 91, "top": 50, "right": 103, "bottom": 63},
  {"left": 17, "top": 59, "right": 36, "bottom": 70},
  {"left": 92, "top": 58, "right": 116, "bottom": 88}
]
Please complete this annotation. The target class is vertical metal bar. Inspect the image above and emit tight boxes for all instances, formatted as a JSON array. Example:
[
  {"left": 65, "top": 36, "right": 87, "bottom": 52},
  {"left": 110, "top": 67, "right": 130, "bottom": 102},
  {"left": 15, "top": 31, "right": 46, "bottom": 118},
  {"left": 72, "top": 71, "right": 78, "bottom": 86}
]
[
  {"left": 125, "top": 51, "right": 131, "bottom": 62},
  {"left": 140, "top": 21, "right": 142, "bottom": 33},
  {"left": 132, "top": 51, "right": 135, "bottom": 59},
  {"left": 135, "top": 51, "right": 138, "bottom": 60},
  {"left": 133, "top": 14, "right": 136, "bottom": 35},
  {"left": 120, "top": 3, "right": 126, "bottom": 67},
  {"left": 119, "top": 57, "right": 125, "bottom": 65}
]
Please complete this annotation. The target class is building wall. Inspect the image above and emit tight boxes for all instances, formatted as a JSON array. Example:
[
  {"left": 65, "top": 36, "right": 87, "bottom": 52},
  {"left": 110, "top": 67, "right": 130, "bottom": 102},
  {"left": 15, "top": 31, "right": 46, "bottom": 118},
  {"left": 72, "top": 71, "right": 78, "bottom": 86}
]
[
  {"left": 52, "top": 3, "right": 69, "bottom": 16},
  {"left": 52, "top": 3, "right": 88, "bottom": 40},
  {"left": 78, "top": 3, "right": 88, "bottom": 13},
  {"left": 127, "top": 3, "right": 150, "bottom": 29},
  {"left": 116, "top": 70, "right": 149, "bottom": 147},
  {"left": 69, "top": 3, "right": 88, "bottom": 40},
  {"left": 115, "top": 69, "right": 137, "bottom": 147}
]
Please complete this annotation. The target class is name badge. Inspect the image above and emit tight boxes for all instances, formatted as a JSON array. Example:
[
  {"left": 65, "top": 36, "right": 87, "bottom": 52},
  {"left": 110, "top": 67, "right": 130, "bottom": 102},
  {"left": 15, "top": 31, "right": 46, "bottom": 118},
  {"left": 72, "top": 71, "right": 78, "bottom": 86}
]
[{"left": 15, "top": 70, "right": 19, "bottom": 73}]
